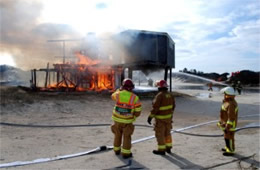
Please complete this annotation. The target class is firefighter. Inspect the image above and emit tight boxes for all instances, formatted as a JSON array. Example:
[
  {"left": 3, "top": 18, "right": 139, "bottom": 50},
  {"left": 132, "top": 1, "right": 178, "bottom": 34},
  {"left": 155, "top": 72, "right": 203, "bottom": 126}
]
[
  {"left": 111, "top": 78, "right": 142, "bottom": 159},
  {"left": 236, "top": 81, "right": 242, "bottom": 95},
  {"left": 231, "top": 81, "right": 237, "bottom": 93},
  {"left": 217, "top": 87, "right": 238, "bottom": 156},
  {"left": 147, "top": 80, "right": 176, "bottom": 155},
  {"left": 208, "top": 82, "right": 213, "bottom": 91}
]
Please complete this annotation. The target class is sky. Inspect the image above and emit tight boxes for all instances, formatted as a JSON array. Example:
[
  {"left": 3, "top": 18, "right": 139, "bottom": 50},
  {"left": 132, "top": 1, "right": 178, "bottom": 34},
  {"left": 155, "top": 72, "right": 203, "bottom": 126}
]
[{"left": 0, "top": 0, "right": 260, "bottom": 74}]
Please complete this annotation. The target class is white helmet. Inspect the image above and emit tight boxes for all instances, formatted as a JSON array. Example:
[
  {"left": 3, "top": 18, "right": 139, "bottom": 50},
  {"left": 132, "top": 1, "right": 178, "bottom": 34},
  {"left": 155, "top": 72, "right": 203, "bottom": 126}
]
[{"left": 220, "top": 87, "right": 236, "bottom": 96}]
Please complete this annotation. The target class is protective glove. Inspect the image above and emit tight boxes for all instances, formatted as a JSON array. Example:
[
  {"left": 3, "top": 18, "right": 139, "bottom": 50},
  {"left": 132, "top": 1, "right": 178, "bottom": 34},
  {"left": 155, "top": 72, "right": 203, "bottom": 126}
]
[
  {"left": 147, "top": 117, "right": 152, "bottom": 125},
  {"left": 217, "top": 121, "right": 225, "bottom": 131},
  {"left": 225, "top": 124, "right": 232, "bottom": 132}
]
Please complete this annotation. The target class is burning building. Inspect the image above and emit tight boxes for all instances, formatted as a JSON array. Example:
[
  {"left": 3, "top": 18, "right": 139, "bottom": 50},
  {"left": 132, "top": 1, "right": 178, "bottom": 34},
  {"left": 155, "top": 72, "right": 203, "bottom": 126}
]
[{"left": 30, "top": 30, "right": 175, "bottom": 92}]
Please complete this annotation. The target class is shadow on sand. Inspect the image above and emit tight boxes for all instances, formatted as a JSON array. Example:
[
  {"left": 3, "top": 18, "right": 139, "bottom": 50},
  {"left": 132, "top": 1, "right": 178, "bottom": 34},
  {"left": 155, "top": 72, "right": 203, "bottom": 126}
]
[
  {"left": 163, "top": 152, "right": 259, "bottom": 170},
  {"left": 204, "top": 153, "right": 259, "bottom": 170},
  {"left": 163, "top": 152, "right": 204, "bottom": 169},
  {"left": 105, "top": 155, "right": 148, "bottom": 170},
  {"left": 102, "top": 152, "right": 259, "bottom": 170}
]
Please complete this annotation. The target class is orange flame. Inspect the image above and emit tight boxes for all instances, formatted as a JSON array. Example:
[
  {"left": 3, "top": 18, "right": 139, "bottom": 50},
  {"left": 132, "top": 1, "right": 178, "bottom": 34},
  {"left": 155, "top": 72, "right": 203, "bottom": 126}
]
[
  {"left": 76, "top": 52, "right": 101, "bottom": 65},
  {"left": 46, "top": 52, "right": 121, "bottom": 92}
]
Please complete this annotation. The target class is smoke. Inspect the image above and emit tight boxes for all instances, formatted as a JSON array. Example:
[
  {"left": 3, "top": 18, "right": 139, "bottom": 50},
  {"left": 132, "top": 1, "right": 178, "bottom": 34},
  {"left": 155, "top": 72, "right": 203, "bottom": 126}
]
[
  {"left": 0, "top": 0, "right": 82, "bottom": 70},
  {"left": 0, "top": 0, "right": 172, "bottom": 74},
  {"left": 69, "top": 31, "right": 130, "bottom": 65},
  {"left": 0, "top": 0, "right": 132, "bottom": 70},
  {"left": 80, "top": 30, "right": 172, "bottom": 76}
]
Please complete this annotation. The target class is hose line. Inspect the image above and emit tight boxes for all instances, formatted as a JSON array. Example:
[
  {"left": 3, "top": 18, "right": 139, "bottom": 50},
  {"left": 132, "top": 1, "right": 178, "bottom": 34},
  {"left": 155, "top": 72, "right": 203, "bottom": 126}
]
[
  {"left": 0, "top": 114, "right": 259, "bottom": 168},
  {"left": 0, "top": 122, "right": 151, "bottom": 128},
  {"left": 1, "top": 122, "right": 259, "bottom": 138}
]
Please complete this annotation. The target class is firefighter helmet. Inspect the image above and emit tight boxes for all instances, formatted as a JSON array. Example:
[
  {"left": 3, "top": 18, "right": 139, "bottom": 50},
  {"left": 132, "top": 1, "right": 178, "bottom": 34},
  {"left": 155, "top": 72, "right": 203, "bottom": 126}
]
[
  {"left": 122, "top": 78, "right": 135, "bottom": 91},
  {"left": 156, "top": 80, "right": 168, "bottom": 88},
  {"left": 220, "top": 87, "right": 236, "bottom": 96}
]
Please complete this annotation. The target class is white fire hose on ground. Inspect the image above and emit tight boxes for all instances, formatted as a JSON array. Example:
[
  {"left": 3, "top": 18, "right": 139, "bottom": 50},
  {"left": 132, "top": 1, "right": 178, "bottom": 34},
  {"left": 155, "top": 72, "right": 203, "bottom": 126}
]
[{"left": 0, "top": 114, "right": 259, "bottom": 168}]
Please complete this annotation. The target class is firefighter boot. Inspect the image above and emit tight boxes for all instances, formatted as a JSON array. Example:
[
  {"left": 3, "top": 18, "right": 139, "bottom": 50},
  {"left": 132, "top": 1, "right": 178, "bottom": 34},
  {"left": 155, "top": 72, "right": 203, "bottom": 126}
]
[
  {"left": 114, "top": 150, "right": 121, "bottom": 155},
  {"left": 122, "top": 153, "right": 132, "bottom": 159},
  {"left": 221, "top": 147, "right": 228, "bottom": 152},
  {"left": 166, "top": 148, "right": 172, "bottom": 154},
  {"left": 153, "top": 150, "right": 166, "bottom": 155},
  {"left": 166, "top": 146, "right": 172, "bottom": 154},
  {"left": 223, "top": 152, "right": 234, "bottom": 156},
  {"left": 223, "top": 139, "right": 234, "bottom": 156}
]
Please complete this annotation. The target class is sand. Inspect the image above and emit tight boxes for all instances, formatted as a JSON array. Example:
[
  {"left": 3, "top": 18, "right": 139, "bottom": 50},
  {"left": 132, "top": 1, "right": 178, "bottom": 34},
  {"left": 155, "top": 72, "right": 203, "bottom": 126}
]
[{"left": 0, "top": 86, "right": 259, "bottom": 169}]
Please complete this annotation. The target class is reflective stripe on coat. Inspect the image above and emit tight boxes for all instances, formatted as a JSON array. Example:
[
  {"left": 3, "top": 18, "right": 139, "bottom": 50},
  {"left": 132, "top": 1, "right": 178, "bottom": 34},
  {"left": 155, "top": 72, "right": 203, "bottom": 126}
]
[
  {"left": 111, "top": 89, "right": 142, "bottom": 123},
  {"left": 149, "top": 91, "right": 175, "bottom": 120},
  {"left": 219, "top": 98, "right": 238, "bottom": 131}
]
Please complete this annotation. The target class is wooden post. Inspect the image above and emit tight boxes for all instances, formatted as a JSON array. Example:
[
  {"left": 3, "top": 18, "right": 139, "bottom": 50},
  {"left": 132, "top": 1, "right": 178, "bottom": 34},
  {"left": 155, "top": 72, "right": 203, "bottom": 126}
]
[
  {"left": 57, "top": 71, "right": 60, "bottom": 87},
  {"left": 33, "top": 69, "right": 37, "bottom": 89},
  {"left": 44, "top": 63, "right": 49, "bottom": 88},
  {"left": 49, "top": 71, "right": 51, "bottom": 86},
  {"left": 30, "top": 69, "right": 33, "bottom": 88}
]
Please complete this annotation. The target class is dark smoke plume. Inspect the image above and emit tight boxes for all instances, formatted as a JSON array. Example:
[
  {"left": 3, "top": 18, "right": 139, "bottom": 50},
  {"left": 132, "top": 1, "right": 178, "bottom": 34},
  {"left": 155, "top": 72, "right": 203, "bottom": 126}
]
[{"left": 0, "top": 0, "right": 81, "bottom": 70}]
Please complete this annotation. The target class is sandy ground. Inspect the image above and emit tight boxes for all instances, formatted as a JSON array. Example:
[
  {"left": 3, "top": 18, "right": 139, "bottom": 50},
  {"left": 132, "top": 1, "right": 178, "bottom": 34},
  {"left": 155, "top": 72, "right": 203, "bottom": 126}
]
[{"left": 0, "top": 86, "right": 259, "bottom": 170}]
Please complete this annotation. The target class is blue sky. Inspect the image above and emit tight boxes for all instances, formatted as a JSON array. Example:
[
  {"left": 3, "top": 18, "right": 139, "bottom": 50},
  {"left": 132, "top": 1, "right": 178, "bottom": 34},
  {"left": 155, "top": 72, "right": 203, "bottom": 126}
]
[{"left": 1, "top": 0, "right": 259, "bottom": 74}]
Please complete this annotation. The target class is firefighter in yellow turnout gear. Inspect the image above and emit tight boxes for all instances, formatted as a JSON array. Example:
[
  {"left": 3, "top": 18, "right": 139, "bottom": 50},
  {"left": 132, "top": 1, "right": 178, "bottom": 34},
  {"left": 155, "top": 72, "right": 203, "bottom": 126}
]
[
  {"left": 111, "top": 78, "right": 142, "bottom": 159},
  {"left": 147, "top": 80, "right": 175, "bottom": 155},
  {"left": 217, "top": 87, "right": 238, "bottom": 156}
]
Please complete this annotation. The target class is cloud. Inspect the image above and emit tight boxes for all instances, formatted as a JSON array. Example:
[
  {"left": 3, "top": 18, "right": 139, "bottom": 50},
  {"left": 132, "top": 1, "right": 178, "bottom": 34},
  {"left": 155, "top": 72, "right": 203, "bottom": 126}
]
[
  {"left": 178, "top": 18, "right": 260, "bottom": 73},
  {"left": 166, "top": 0, "right": 260, "bottom": 73},
  {"left": 1, "top": 0, "right": 259, "bottom": 74}
]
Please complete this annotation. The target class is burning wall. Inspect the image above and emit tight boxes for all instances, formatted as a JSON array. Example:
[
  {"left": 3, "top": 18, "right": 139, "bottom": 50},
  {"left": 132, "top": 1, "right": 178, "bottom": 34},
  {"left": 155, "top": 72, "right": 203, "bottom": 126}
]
[{"left": 32, "top": 52, "right": 123, "bottom": 92}]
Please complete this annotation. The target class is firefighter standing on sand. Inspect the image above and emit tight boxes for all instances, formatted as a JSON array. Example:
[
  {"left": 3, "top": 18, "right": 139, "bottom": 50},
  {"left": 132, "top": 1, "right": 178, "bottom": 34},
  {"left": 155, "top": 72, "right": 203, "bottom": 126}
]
[
  {"left": 147, "top": 80, "right": 176, "bottom": 155},
  {"left": 111, "top": 78, "right": 142, "bottom": 159},
  {"left": 217, "top": 87, "right": 238, "bottom": 156}
]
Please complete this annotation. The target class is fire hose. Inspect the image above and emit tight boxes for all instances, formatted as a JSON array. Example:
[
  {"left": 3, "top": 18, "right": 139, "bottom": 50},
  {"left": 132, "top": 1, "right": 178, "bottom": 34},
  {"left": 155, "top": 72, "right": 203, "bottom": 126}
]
[
  {"left": 0, "top": 122, "right": 259, "bottom": 138},
  {"left": 0, "top": 114, "right": 259, "bottom": 168}
]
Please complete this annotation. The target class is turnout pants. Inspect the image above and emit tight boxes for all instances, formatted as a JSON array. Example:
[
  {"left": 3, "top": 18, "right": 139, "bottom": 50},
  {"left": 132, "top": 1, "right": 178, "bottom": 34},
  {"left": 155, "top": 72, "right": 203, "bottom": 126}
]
[
  {"left": 111, "top": 121, "right": 134, "bottom": 156},
  {"left": 224, "top": 130, "right": 235, "bottom": 153},
  {"left": 154, "top": 119, "right": 173, "bottom": 151}
]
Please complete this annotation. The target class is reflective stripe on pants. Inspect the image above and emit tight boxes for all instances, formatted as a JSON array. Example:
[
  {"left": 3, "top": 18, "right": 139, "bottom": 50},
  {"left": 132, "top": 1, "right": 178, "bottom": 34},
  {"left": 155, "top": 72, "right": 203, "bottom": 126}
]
[
  {"left": 111, "top": 122, "right": 134, "bottom": 155},
  {"left": 224, "top": 130, "right": 235, "bottom": 152},
  {"left": 154, "top": 119, "right": 172, "bottom": 151}
]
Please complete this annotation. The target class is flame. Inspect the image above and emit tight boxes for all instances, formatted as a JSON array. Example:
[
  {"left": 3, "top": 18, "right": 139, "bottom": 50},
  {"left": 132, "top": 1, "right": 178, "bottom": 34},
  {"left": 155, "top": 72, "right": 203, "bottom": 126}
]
[
  {"left": 86, "top": 66, "right": 115, "bottom": 92},
  {"left": 76, "top": 52, "right": 101, "bottom": 66},
  {"left": 45, "top": 51, "right": 121, "bottom": 92}
]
